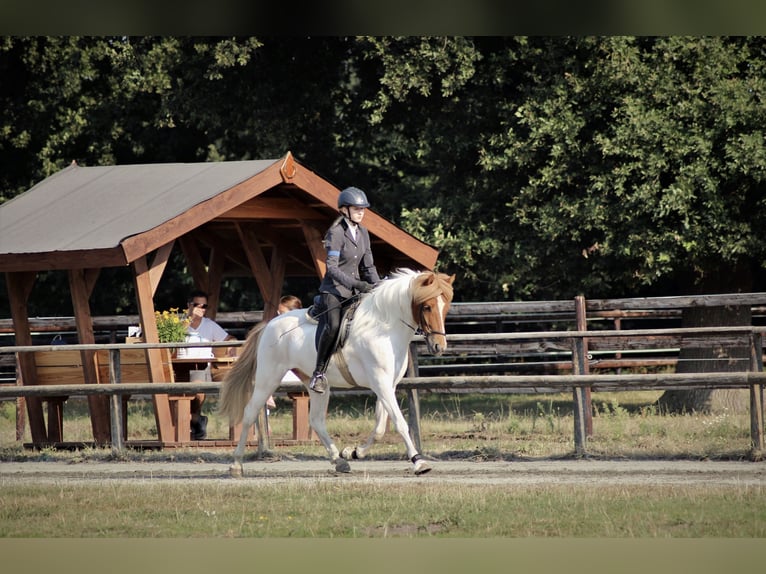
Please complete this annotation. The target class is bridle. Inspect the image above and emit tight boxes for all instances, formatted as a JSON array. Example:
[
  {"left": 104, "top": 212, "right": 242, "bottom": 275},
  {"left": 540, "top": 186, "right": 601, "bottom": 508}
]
[{"left": 402, "top": 299, "right": 447, "bottom": 346}]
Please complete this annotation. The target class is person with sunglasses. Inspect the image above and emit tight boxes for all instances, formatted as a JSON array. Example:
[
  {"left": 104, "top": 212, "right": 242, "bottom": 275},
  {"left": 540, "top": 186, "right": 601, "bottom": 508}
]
[{"left": 185, "top": 290, "right": 237, "bottom": 439}]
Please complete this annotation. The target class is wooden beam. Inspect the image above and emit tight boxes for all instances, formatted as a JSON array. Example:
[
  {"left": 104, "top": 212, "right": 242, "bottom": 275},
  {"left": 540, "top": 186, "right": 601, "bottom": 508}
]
[
  {"left": 178, "top": 236, "right": 209, "bottom": 292},
  {"left": 6, "top": 271, "right": 46, "bottom": 443},
  {"left": 206, "top": 246, "right": 226, "bottom": 321},
  {"left": 302, "top": 223, "right": 326, "bottom": 279},
  {"left": 148, "top": 240, "right": 175, "bottom": 296},
  {"left": 220, "top": 198, "right": 326, "bottom": 220},
  {"left": 132, "top": 256, "right": 175, "bottom": 442},
  {"left": 189, "top": 228, "right": 251, "bottom": 273},
  {"left": 68, "top": 268, "right": 111, "bottom": 444},
  {"left": 240, "top": 224, "right": 319, "bottom": 275},
  {"left": 263, "top": 246, "right": 286, "bottom": 320},
  {"left": 0, "top": 247, "right": 126, "bottom": 273},
  {"left": 236, "top": 223, "right": 273, "bottom": 301}
]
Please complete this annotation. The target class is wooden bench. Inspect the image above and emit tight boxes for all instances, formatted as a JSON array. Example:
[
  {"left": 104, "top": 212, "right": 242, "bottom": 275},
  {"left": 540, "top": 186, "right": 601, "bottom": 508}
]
[
  {"left": 95, "top": 348, "right": 192, "bottom": 442},
  {"left": 32, "top": 349, "right": 98, "bottom": 442},
  {"left": 29, "top": 348, "right": 191, "bottom": 444}
]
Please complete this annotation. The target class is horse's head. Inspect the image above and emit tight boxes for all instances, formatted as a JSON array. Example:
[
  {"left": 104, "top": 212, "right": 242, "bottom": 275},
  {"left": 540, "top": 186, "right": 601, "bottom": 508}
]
[{"left": 411, "top": 271, "right": 455, "bottom": 355}]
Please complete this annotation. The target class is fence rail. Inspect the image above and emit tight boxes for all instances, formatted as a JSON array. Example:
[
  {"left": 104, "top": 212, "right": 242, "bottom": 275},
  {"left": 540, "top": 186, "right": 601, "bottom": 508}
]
[{"left": 1, "top": 324, "right": 764, "bottom": 457}]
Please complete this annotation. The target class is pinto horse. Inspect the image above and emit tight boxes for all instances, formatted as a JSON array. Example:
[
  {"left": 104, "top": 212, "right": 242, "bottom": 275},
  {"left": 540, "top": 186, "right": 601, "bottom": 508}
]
[{"left": 218, "top": 269, "right": 455, "bottom": 476}]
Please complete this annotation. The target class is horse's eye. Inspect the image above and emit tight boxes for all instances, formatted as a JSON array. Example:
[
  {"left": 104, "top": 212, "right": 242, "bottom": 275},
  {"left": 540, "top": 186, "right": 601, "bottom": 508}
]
[{"left": 423, "top": 305, "right": 431, "bottom": 312}]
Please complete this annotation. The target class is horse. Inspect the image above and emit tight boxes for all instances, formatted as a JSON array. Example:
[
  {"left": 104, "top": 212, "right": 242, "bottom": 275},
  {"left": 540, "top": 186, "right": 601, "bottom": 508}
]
[{"left": 217, "top": 268, "right": 455, "bottom": 477}]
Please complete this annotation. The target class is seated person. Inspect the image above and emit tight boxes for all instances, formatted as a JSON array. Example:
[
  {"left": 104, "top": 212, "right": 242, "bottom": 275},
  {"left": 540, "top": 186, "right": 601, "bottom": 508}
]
[{"left": 185, "top": 290, "right": 237, "bottom": 440}]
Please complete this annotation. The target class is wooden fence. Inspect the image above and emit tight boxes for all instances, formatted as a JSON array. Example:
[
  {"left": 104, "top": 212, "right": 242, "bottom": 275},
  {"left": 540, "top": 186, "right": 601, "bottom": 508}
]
[
  {"left": 3, "top": 292, "right": 766, "bottom": 456},
  {"left": 1, "top": 324, "right": 764, "bottom": 458}
]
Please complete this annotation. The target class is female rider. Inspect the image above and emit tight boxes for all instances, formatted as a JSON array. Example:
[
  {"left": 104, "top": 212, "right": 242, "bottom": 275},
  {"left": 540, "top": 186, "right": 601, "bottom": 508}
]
[{"left": 309, "top": 186, "right": 381, "bottom": 393}]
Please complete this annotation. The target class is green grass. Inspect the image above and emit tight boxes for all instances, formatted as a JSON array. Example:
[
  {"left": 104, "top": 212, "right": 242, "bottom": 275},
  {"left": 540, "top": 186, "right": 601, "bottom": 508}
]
[
  {"left": 1, "top": 482, "right": 764, "bottom": 537},
  {"left": 1, "top": 391, "right": 762, "bottom": 538}
]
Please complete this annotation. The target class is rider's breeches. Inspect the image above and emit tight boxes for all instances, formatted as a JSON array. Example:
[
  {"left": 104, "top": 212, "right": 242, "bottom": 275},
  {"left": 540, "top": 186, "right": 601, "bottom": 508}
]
[{"left": 314, "top": 293, "right": 344, "bottom": 373}]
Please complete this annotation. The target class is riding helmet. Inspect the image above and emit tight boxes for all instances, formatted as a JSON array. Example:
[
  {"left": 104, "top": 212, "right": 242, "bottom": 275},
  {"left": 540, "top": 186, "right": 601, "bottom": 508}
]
[{"left": 337, "top": 186, "right": 370, "bottom": 209}]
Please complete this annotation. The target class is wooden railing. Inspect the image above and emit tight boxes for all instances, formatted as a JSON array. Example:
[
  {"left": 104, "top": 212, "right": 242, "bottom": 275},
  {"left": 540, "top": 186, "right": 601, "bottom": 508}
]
[{"left": 1, "top": 325, "right": 764, "bottom": 458}]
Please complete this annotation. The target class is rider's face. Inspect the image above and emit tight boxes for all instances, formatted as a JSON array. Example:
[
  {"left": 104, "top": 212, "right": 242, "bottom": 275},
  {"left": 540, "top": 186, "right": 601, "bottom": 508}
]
[{"left": 346, "top": 205, "right": 366, "bottom": 223}]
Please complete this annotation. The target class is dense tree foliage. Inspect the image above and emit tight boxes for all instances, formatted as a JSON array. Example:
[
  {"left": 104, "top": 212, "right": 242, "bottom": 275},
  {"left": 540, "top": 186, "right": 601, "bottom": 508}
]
[{"left": 2, "top": 36, "right": 766, "bottom": 314}]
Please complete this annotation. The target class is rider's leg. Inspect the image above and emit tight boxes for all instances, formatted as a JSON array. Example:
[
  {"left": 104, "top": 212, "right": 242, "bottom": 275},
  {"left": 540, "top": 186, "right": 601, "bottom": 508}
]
[{"left": 309, "top": 293, "right": 341, "bottom": 394}]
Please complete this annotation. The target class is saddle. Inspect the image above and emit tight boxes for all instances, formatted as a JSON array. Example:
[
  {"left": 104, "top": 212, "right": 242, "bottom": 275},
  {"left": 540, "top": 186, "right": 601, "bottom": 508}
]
[{"left": 307, "top": 294, "right": 360, "bottom": 349}]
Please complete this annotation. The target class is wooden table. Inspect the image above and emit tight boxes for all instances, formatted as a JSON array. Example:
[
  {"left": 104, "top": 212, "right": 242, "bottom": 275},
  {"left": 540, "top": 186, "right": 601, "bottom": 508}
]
[{"left": 171, "top": 356, "right": 235, "bottom": 381}]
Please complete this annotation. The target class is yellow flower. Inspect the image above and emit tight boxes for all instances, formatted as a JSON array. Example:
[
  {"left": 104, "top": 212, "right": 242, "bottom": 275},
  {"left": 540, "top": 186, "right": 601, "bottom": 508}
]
[{"left": 155, "top": 307, "right": 191, "bottom": 343}]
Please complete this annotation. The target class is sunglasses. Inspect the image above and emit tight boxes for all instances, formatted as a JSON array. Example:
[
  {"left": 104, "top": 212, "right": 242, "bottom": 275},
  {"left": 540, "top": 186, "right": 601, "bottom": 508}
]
[{"left": 190, "top": 303, "right": 209, "bottom": 309}]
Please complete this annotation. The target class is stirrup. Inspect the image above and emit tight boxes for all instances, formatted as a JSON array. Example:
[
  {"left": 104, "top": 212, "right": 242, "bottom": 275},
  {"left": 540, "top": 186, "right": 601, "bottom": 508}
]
[{"left": 309, "top": 371, "right": 327, "bottom": 394}]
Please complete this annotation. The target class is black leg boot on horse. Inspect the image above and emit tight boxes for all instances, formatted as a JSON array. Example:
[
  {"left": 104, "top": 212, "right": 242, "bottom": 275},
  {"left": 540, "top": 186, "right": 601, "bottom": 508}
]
[
  {"left": 309, "top": 324, "right": 336, "bottom": 393},
  {"left": 309, "top": 293, "right": 343, "bottom": 394}
]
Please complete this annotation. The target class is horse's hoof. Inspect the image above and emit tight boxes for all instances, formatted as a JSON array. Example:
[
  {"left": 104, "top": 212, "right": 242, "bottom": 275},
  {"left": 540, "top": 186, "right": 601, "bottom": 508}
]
[
  {"left": 229, "top": 464, "right": 243, "bottom": 478},
  {"left": 340, "top": 446, "right": 354, "bottom": 460},
  {"left": 334, "top": 458, "right": 352, "bottom": 473},
  {"left": 413, "top": 459, "right": 432, "bottom": 475}
]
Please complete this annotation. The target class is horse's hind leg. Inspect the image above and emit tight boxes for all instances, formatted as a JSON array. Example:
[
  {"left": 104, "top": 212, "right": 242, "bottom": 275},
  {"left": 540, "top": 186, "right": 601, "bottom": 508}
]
[
  {"left": 342, "top": 399, "right": 388, "bottom": 461},
  {"left": 230, "top": 400, "right": 257, "bottom": 477},
  {"left": 308, "top": 390, "right": 351, "bottom": 473},
  {"left": 230, "top": 384, "right": 276, "bottom": 478}
]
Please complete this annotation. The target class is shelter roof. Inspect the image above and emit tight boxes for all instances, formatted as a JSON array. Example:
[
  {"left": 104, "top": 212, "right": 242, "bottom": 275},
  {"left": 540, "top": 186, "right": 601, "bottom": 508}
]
[{"left": 0, "top": 153, "right": 439, "bottom": 276}]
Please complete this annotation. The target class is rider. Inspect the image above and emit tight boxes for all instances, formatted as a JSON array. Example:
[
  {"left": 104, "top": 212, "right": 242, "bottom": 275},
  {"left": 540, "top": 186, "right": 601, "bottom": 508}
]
[{"left": 309, "top": 186, "right": 381, "bottom": 394}]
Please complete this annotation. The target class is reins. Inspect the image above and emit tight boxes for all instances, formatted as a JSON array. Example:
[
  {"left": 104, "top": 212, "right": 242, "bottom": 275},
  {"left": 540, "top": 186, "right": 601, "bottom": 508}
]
[{"left": 275, "top": 292, "right": 364, "bottom": 340}]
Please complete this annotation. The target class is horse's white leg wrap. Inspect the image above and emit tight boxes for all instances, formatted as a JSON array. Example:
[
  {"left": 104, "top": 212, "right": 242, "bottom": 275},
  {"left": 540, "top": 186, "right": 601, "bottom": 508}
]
[{"left": 411, "top": 454, "right": 432, "bottom": 475}]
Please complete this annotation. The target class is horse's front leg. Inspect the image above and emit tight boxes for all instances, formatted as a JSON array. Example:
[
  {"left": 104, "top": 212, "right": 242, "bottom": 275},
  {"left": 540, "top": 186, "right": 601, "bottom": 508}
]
[
  {"left": 376, "top": 385, "right": 431, "bottom": 475},
  {"left": 341, "top": 398, "right": 388, "bottom": 461},
  {"left": 308, "top": 389, "right": 351, "bottom": 473}
]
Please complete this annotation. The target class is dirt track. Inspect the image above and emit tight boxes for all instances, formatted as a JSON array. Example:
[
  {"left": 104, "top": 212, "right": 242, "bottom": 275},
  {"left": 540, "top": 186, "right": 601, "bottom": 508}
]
[{"left": 2, "top": 457, "right": 765, "bottom": 487}]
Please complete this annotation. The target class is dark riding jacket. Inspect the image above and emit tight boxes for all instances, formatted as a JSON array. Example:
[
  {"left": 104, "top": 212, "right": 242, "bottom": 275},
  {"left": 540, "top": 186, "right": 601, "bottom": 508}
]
[{"left": 319, "top": 216, "right": 381, "bottom": 299}]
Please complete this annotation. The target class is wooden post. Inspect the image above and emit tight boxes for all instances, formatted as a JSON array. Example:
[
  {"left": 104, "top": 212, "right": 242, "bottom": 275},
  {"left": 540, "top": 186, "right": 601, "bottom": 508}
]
[
  {"left": 132, "top": 256, "right": 175, "bottom": 443},
  {"left": 15, "top": 360, "right": 25, "bottom": 441},
  {"left": 107, "top": 348, "right": 124, "bottom": 454},
  {"left": 6, "top": 271, "right": 47, "bottom": 444},
  {"left": 574, "top": 295, "right": 593, "bottom": 437},
  {"left": 571, "top": 335, "right": 588, "bottom": 456},
  {"left": 289, "top": 393, "right": 313, "bottom": 441},
  {"left": 749, "top": 332, "right": 764, "bottom": 458},
  {"left": 69, "top": 268, "right": 111, "bottom": 444},
  {"left": 406, "top": 343, "right": 422, "bottom": 452}
]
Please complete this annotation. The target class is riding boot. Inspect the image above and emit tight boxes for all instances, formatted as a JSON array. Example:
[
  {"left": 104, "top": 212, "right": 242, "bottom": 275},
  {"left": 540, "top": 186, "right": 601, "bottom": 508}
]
[{"left": 309, "top": 325, "right": 336, "bottom": 394}]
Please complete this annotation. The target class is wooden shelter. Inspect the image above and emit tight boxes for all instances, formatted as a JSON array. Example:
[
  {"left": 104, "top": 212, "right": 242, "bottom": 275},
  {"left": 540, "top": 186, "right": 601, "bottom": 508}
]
[{"left": 0, "top": 152, "right": 439, "bottom": 445}]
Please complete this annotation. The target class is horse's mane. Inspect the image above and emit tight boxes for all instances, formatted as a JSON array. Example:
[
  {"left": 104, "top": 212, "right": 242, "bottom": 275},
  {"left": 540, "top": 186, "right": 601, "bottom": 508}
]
[
  {"left": 412, "top": 269, "right": 454, "bottom": 305},
  {"left": 354, "top": 268, "right": 453, "bottom": 331}
]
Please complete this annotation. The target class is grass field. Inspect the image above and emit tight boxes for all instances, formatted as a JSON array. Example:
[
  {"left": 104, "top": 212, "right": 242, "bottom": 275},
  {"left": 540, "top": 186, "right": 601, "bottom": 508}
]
[{"left": 1, "top": 390, "right": 764, "bottom": 538}]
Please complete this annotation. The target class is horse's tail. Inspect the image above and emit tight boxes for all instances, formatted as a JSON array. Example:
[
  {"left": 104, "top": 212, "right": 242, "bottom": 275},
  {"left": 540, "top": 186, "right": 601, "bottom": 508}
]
[{"left": 217, "top": 321, "right": 267, "bottom": 425}]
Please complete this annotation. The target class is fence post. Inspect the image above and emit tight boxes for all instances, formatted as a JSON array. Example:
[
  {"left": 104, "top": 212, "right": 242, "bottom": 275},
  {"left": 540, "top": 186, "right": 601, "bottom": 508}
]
[
  {"left": 574, "top": 295, "right": 593, "bottom": 437},
  {"left": 406, "top": 343, "right": 422, "bottom": 453},
  {"left": 15, "top": 358, "right": 26, "bottom": 441},
  {"left": 571, "top": 335, "right": 588, "bottom": 456},
  {"left": 108, "top": 348, "right": 124, "bottom": 455},
  {"left": 749, "top": 332, "right": 764, "bottom": 458}
]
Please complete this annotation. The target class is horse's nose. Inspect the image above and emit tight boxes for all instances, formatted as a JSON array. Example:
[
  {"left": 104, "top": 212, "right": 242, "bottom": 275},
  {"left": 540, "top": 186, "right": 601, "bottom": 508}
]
[{"left": 430, "top": 338, "right": 446, "bottom": 356}]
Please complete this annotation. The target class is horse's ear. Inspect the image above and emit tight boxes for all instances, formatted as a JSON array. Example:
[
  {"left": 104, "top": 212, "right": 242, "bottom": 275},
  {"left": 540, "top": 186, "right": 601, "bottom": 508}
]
[{"left": 447, "top": 274, "right": 455, "bottom": 285}]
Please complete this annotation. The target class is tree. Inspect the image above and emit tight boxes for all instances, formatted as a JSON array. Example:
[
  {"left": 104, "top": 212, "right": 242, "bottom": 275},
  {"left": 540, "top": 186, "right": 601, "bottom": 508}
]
[
  {"left": 355, "top": 36, "right": 766, "bottom": 411},
  {"left": 3, "top": 37, "right": 766, "bottom": 413}
]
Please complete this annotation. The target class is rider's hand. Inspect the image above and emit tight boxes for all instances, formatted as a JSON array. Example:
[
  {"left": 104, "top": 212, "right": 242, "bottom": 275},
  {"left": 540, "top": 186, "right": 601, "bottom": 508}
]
[{"left": 355, "top": 281, "right": 374, "bottom": 293}]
